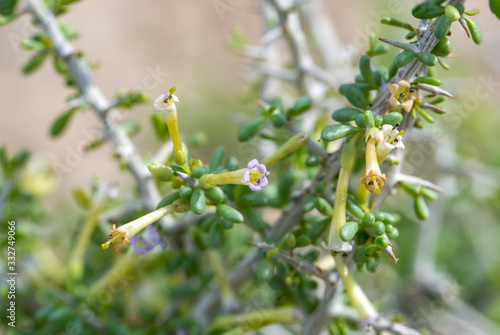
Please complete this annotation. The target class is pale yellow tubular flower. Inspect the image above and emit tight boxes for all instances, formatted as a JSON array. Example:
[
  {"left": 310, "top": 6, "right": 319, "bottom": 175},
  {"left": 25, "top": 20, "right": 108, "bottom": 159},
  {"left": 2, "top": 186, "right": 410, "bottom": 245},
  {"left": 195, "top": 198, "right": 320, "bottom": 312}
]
[
  {"left": 102, "top": 204, "right": 176, "bottom": 252},
  {"left": 153, "top": 91, "right": 187, "bottom": 165},
  {"left": 359, "top": 138, "right": 386, "bottom": 194},
  {"left": 388, "top": 80, "right": 418, "bottom": 113}
]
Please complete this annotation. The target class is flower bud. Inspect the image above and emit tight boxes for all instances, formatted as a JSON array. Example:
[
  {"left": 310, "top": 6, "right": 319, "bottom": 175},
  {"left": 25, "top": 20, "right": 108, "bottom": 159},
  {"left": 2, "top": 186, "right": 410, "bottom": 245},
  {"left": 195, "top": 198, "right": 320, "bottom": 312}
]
[{"left": 148, "top": 162, "right": 174, "bottom": 181}]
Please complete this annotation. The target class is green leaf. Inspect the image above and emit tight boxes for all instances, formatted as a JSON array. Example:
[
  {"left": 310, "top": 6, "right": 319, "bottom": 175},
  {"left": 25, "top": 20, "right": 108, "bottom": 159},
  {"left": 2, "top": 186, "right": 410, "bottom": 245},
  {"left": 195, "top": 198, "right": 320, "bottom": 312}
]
[
  {"left": 22, "top": 51, "right": 49, "bottom": 75},
  {"left": 340, "top": 84, "right": 367, "bottom": 109},
  {"left": 382, "top": 112, "right": 403, "bottom": 126},
  {"left": 191, "top": 188, "right": 206, "bottom": 215},
  {"left": 151, "top": 112, "right": 169, "bottom": 141},
  {"left": 412, "top": 76, "right": 441, "bottom": 86},
  {"left": 208, "top": 222, "right": 223, "bottom": 247},
  {"left": 242, "top": 206, "right": 266, "bottom": 232},
  {"left": 321, "top": 124, "right": 363, "bottom": 142},
  {"left": 412, "top": 2, "right": 444, "bottom": 19},
  {"left": 359, "top": 55, "right": 379, "bottom": 89},
  {"left": 421, "top": 187, "right": 438, "bottom": 201},
  {"left": 206, "top": 186, "right": 225, "bottom": 204},
  {"left": 179, "top": 185, "right": 193, "bottom": 199},
  {"left": 0, "top": 0, "right": 18, "bottom": 16},
  {"left": 393, "top": 49, "right": 416, "bottom": 68},
  {"left": 50, "top": 108, "right": 76, "bottom": 137},
  {"left": 156, "top": 192, "right": 180, "bottom": 209},
  {"left": 380, "top": 16, "right": 413, "bottom": 30},
  {"left": 332, "top": 108, "right": 361, "bottom": 122},
  {"left": 72, "top": 188, "right": 90, "bottom": 209},
  {"left": 59, "top": 21, "right": 79, "bottom": 40},
  {"left": 256, "top": 259, "right": 274, "bottom": 281},
  {"left": 414, "top": 195, "right": 429, "bottom": 220},
  {"left": 464, "top": 16, "right": 483, "bottom": 44},
  {"left": 431, "top": 37, "right": 451, "bottom": 57},
  {"left": 490, "top": 0, "right": 500, "bottom": 19},
  {"left": 416, "top": 52, "right": 438, "bottom": 66},
  {"left": 374, "top": 236, "right": 389, "bottom": 249},
  {"left": 444, "top": 5, "right": 461, "bottom": 22},
  {"left": 314, "top": 197, "right": 333, "bottom": 216},
  {"left": 237, "top": 117, "right": 267, "bottom": 142},
  {"left": 287, "top": 96, "right": 312, "bottom": 116},
  {"left": 339, "top": 221, "right": 360, "bottom": 242},
  {"left": 346, "top": 196, "right": 365, "bottom": 220},
  {"left": 217, "top": 204, "right": 244, "bottom": 223},
  {"left": 434, "top": 15, "right": 451, "bottom": 40},
  {"left": 20, "top": 38, "right": 46, "bottom": 51},
  {"left": 209, "top": 147, "right": 226, "bottom": 172}
]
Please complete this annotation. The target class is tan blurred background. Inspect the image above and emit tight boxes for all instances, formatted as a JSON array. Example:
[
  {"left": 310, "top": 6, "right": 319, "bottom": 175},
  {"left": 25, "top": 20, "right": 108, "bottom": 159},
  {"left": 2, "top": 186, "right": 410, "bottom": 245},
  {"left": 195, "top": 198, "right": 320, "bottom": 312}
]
[{"left": 1, "top": 0, "right": 499, "bottom": 213}]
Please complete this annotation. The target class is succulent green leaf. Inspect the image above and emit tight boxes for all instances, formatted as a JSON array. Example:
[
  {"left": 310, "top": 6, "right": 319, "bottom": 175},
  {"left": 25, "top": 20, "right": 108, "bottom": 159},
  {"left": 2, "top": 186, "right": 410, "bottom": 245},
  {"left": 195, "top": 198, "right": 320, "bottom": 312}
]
[{"left": 320, "top": 124, "right": 363, "bottom": 143}]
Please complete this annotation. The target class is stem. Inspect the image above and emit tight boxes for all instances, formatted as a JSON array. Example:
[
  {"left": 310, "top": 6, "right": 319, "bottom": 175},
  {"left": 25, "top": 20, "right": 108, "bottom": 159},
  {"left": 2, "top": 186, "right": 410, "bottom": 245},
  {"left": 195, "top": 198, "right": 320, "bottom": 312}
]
[{"left": 333, "top": 253, "right": 377, "bottom": 321}]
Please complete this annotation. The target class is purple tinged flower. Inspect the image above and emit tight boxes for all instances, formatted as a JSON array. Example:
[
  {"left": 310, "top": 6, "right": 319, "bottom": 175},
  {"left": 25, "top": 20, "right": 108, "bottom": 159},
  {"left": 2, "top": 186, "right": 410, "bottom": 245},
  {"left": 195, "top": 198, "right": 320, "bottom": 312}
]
[
  {"left": 129, "top": 225, "right": 167, "bottom": 255},
  {"left": 241, "top": 159, "right": 269, "bottom": 192}
]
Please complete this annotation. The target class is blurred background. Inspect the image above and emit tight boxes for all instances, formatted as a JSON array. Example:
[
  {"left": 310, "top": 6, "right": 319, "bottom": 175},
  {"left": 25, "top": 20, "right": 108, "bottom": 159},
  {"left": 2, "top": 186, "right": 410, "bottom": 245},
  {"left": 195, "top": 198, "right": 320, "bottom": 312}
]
[{"left": 1, "top": 0, "right": 500, "bottom": 334}]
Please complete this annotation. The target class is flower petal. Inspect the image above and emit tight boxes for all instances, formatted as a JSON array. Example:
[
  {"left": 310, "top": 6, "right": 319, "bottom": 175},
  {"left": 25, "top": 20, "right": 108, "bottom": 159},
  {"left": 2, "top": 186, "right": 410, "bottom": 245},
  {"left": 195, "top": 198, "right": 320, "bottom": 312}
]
[
  {"left": 398, "top": 80, "right": 410, "bottom": 89},
  {"left": 389, "top": 96, "right": 400, "bottom": 106},
  {"left": 247, "top": 159, "right": 259, "bottom": 169},
  {"left": 388, "top": 84, "right": 398, "bottom": 94},
  {"left": 402, "top": 100, "right": 413, "bottom": 113},
  {"left": 257, "top": 164, "right": 267, "bottom": 174},
  {"left": 242, "top": 169, "right": 250, "bottom": 183},
  {"left": 248, "top": 183, "right": 261, "bottom": 192},
  {"left": 259, "top": 176, "right": 268, "bottom": 188}
]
